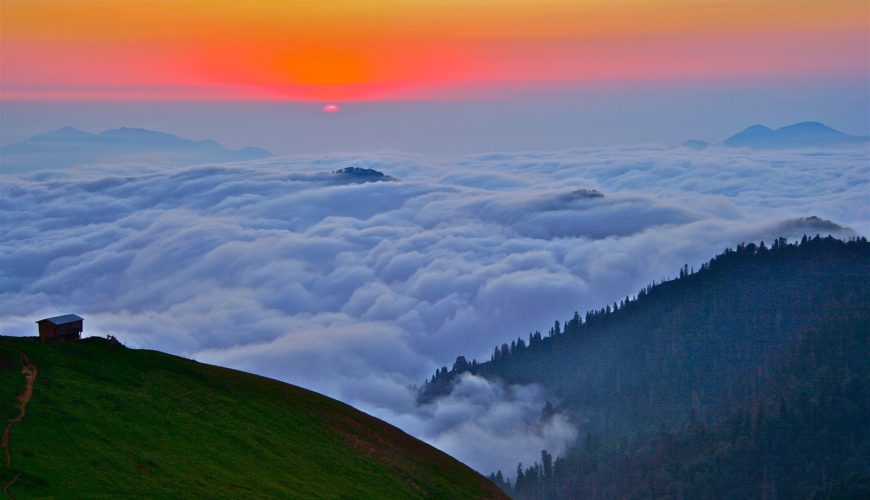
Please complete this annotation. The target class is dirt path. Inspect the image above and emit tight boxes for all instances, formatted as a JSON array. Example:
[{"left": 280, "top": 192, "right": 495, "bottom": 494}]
[
  {"left": 2, "top": 348, "right": 37, "bottom": 499},
  {"left": 2, "top": 473, "right": 20, "bottom": 500}
]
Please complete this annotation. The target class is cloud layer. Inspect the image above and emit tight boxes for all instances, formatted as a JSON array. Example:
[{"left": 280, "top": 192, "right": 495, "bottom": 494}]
[{"left": 1, "top": 144, "right": 866, "bottom": 474}]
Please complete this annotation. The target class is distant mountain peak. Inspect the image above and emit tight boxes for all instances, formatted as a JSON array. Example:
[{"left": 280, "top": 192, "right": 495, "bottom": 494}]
[
  {"left": 742, "top": 124, "right": 773, "bottom": 133},
  {"left": 784, "top": 120, "right": 830, "bottom": 128},
  {"left": 102, "top": 126, "right": 152, "bottom": 134},
  {"left": 97, "top": 127, "right": 182, "bottom": 141},
  {"left": 33, "top": 126, "right": 95, "bottom": 140},
  {"left": 723, "top": 121, "right": 868, "bottom": 149},
  {"left": 1, "top": 126, "right": 272, "bottom": 173},
  {"left": 778, "top": 121, "right": 838, "bottom": 133}
]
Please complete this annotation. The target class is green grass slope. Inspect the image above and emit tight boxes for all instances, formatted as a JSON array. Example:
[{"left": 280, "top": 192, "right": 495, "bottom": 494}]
[{"left": 0, "top": 337, "right": 505, "bottom": 499}]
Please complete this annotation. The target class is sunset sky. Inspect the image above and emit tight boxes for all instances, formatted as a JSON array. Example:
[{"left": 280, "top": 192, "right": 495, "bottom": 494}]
[
  {"left": 2, "top": 0, "right": 868, "bottom": 101},
  {"left": 1, "top": 1, "right": 869, "bottom": 479}
]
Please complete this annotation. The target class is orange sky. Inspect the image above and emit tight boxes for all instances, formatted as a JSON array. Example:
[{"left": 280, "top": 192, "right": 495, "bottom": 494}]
[{"left": 2, "top": 0, "right": 868, "bottom": 100}]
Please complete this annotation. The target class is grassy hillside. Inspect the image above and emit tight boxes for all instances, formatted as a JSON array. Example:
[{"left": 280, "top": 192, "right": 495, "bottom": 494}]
[{"left": 0, "top": 336, "right": 505, "bottom": 498}]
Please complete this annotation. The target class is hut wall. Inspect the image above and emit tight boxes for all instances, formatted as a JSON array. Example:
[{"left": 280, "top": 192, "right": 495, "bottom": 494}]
[{"left": 37, "top": 321, "right": 82, "bottom": 341}]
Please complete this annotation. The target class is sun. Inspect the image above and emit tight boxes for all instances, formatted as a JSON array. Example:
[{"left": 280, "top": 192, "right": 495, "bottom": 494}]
[{"left": 323, "top": 104, "right": 340, "bottom": 113}]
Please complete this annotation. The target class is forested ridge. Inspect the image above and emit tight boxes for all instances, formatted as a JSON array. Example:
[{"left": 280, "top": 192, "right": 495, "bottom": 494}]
[{"left": 420, "top": 235, "right": 870, "bottom": 498}]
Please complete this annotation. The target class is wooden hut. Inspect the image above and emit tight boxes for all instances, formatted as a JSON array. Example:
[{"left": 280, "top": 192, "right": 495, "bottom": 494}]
[{"left": 37, "top": 314, "right": 83, "bottom": 341}]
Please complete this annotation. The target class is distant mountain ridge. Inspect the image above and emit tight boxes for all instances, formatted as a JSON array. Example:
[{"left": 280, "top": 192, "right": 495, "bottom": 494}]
[
  {"left": 683, "top": 121, "right": 869, "bottom": 150},
  {"left": 1, "top": 126, "right": 271, "bottom": 172},
  {"left": 723, "top": 121, "right": 869, "bottom": 149}
]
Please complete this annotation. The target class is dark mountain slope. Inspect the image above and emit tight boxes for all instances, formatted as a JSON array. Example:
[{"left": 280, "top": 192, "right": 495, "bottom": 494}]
[
  {"left": 421, "top": 236, "right": 870, "bottom": 497},
  {"left": 506, "top": 312, "right": 869, "bottom": 499},
  {"left": 0, "top": 337, "right": 505, "bottom": 498}
]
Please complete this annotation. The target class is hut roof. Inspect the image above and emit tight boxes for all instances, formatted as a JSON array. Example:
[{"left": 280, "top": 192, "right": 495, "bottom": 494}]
[{"left": 37, "top": 314, "right": 84, "bottom": 326}]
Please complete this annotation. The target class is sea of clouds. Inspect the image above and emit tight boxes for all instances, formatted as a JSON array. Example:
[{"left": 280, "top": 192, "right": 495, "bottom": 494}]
[{"left": 1, "top": 144, "right": 867, "bottom": 476}]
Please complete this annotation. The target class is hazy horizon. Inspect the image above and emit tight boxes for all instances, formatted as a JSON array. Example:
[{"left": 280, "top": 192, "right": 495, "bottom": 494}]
[{"left": 3, "top": 79, "right": 868, "bottom": 156}]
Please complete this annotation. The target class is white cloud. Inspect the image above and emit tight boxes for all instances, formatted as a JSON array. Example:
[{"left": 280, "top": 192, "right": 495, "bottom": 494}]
[
  {"left": 374, "top": 374, "right": 578, "bottom": 478},
  {"left": 0, "top": 144, "right": 866, "bottom": 475}
]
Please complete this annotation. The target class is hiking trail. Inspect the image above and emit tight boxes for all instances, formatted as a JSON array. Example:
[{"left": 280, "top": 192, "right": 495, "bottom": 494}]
[{"left": 2, "top": 348, "right": 37, "bottom": 499}]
